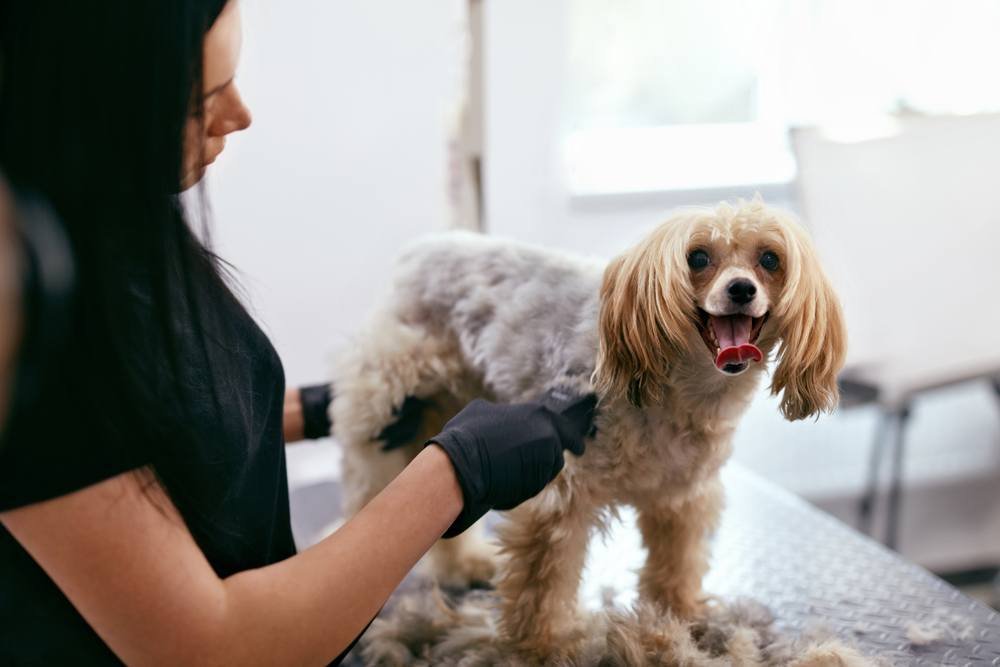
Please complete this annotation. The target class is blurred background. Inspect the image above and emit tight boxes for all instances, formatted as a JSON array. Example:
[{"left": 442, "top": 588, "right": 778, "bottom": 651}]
[{"left": 206, "top": 0, "right": 1000, "bottom": 605}]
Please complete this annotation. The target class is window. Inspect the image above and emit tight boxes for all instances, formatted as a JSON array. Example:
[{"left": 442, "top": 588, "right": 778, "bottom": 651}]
[{"left": 565, "top": 0, "right": 1000, "bottom": 196}]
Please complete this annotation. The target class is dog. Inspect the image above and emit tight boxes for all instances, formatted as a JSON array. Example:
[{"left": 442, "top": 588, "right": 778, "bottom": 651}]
[{"left": 331, "top": 198, "right": 846, "bottom": 660}]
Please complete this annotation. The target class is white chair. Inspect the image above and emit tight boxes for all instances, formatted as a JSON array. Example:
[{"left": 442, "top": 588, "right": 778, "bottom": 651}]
[{"left": 791, "top": 114, "right": 1000, "bottom": 549}]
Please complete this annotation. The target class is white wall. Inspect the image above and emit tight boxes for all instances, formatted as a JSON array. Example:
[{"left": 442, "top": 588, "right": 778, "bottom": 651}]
[{"left": 207, "top": 0, "right": 466, "bottom": 387}]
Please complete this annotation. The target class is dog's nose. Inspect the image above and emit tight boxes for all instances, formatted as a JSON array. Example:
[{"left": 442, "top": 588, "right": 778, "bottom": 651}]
[{"left": 727, "top": 279, "right": 757, "bottom": 305}]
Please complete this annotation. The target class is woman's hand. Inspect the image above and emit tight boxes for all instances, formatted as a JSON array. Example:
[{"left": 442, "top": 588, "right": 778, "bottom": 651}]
[
  {"left": 285, "top": 384, "right": 430, "bottom": 447},
  {"left": 1, "top": 446, "right": 463, "bottom": 666},
  {"left": 429, "top": 388, "right": 597, "bottom": 537},
  {"left": 283, "top": 384, "right": 332, "bottom": 443},
  {"left": 0, "top": 383, "right": 594, "bottom": 665}
]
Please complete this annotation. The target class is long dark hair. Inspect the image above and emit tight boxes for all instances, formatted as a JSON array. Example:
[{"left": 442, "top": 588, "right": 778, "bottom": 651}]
[{"left": 0, "top": 1, "right": 255, "bottom": 554}]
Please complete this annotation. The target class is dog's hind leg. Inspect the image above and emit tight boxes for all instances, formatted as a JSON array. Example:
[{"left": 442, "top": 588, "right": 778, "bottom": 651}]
[
  {"left": 495, "top": 474, "right": 593, "bottom": 660},
  {"left": 332, "top": 315, "right": 502, "bottom": 588},
  {"left": 332, "top": 315, "right": 471, "bottom": 518},
  {"left": 635, "top": 480, "right": 723, "bottom": 620},
  {"left": 401, "top": 394, "right": 500, "bottom": 589}
]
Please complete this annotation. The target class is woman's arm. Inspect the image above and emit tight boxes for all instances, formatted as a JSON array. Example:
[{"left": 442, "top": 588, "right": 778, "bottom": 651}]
[
  {"left": 284, "top": 384, "right": 332, "bottom": 444},
  {"left": 283, "top": 386, "right": 426, "bottom": 446},
  {"left": 0, "top": 183, "right": 22, "bottom": 431},
  {"left": 282, "top": 387, "right": 306, "bottom": 443},
  {"left": 0, "top": 445, "right": 462, "bottom": 667},
  {"left": 2, "top": 394, "right": 594, "bottom": 665}
]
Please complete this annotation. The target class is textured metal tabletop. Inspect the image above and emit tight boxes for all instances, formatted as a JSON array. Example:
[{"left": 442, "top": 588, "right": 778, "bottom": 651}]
[
  {"left": 311, "top": 464, "right": 1000, "bottom": 664},
  {"left": 704, "top": 465, "right": 1000, "bottom": 665}
]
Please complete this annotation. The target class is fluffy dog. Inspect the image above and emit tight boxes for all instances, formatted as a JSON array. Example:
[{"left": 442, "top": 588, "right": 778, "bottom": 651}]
[{"left": 332, "top": 198, "right": 846, "bottom": 660}]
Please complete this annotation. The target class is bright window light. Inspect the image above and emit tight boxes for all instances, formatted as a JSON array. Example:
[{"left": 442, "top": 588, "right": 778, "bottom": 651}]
[{"left": 565, "top": 0, "right": 1000, "bottom": 195}]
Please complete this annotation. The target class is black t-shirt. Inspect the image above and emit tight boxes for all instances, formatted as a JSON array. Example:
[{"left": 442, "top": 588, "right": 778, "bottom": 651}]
[{"left": 0, "top": 299, "right": 297, "bottom": 665}]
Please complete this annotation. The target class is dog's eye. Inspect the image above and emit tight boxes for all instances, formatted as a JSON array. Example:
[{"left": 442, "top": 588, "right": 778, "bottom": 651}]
[
  {"left": 687, "top": 250, "right": 711, "bottom": 270},
  {"left": 759, "top": 251, "right": 780, "bottom": 272}
]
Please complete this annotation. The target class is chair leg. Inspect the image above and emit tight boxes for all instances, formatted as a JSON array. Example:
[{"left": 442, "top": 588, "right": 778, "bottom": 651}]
[
  {"left": 857, "top": 410, "right": 893, "bottom": 535},
  {"left": 885, "top": 405, "right": 912, "bottom": 551}
]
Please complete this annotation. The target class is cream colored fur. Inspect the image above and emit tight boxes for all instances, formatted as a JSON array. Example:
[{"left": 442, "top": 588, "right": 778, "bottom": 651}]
[{"left": 332, "top": 199, "right": 847, "bottom": 661}]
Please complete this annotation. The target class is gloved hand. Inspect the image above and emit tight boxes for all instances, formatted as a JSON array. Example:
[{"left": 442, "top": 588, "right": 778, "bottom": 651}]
[
  {"left": 297, "top": 384, "right": 429, "bottom": 444},
  {"left": 378, "top": 395, "right": 430, "bottom": 450},
  {"left": 428, "top": 387, "right": 597, "bottom": 538},
  {"left": 299, "top": 383, "right": 333, "bottom": 440}
]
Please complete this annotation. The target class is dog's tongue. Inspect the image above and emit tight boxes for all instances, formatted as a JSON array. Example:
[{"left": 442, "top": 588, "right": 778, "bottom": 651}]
[{"left": 710, "top": 315, "right": 763, "bottom": 369}]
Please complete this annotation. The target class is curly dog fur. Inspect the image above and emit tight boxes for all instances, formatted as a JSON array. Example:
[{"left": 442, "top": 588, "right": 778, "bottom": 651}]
[
  {"left": 332, "top": 198, "right": 846, "bottom": 660},
  {"left": 359, "top": 586, "right": 879, "bottom": 666}
]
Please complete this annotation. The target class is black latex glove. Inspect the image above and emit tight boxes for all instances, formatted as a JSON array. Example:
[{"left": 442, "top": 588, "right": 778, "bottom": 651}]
[
  {"left": 378, "top": 395, "right": 430, "bottom": 450},
  {"left": 299, "top": 383, "right": 334, "bottom": 440},
  {"left": 428, "top": 387, "right": 597, "bottom": 538},
  {"left": 299, "top": 384, "right": 429, "bottom": 444}
]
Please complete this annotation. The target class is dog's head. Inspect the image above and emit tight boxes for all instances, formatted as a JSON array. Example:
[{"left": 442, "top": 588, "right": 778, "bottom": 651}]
[{"left": 593, "top": 198, "right": 846, "bottom": 421}]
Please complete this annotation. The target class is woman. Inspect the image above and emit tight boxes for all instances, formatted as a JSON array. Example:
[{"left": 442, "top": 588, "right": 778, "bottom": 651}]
[{"left": 0, "top": 2, "right": 593, "bottom": 665}]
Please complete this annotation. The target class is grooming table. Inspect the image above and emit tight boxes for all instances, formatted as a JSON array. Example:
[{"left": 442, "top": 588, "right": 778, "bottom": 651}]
[
  {"left": 703, "top": 465, "right": 1000, "bottom": 665},
  {"left": 295, "top": 464, "right": 1000, "bottom": 665}
]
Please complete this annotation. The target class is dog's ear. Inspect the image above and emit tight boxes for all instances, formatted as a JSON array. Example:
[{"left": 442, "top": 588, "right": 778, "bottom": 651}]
[
  {"left": 770, "top": 222, "right": 847, "bottom": 421},
  {"left": 593, "top": 223, "right": 694, "bottom": 407}
]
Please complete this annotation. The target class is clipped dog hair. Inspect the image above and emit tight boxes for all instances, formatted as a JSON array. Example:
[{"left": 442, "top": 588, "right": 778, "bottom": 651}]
[{"left": 359, "top": 586, "right": 879, "bottom": 667}]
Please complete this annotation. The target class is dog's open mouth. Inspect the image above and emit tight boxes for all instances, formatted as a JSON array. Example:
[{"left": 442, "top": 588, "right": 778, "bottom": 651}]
[{"left": 696, "top": 310, "right": 768, "bottom": 375}]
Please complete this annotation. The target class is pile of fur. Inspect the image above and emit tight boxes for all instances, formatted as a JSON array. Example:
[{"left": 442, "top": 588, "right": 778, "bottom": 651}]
[{"left": 358, "top": 585, "right": 879, "bottom": 667}]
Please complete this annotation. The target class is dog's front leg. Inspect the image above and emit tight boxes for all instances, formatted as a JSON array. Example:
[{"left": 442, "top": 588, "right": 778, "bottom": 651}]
[
  {"left": 495, "top": 478, "right": 591, "bottom": 659},
  {"left": 636, "top": 480, "right": 723, "bottom": 620}
]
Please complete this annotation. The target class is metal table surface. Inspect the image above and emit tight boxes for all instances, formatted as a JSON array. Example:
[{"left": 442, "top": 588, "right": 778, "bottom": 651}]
[
  {"left": 703, "top": 466, "right": 1000, "bottom": 665},
  {"left": 295, "top": 464, "right": 1000, "bottom": 665}
]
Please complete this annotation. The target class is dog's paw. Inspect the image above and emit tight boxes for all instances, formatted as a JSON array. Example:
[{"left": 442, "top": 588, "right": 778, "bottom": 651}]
[
  {"left": 672, "top": 596, "right": 708, "bottom": 621},
  {"left": 642, "top": 589, "right": 708, "bottom": 622}
]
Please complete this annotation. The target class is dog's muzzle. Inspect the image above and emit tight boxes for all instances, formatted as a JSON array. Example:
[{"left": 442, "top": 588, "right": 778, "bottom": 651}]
[{"left": 696, "top": 310, "right": 768, "bottom": 375}]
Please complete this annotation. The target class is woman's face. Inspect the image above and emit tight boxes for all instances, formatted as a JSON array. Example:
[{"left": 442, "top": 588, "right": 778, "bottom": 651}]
[{"left": 181, "top": 1, "right": 252, "bottom": 190}]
